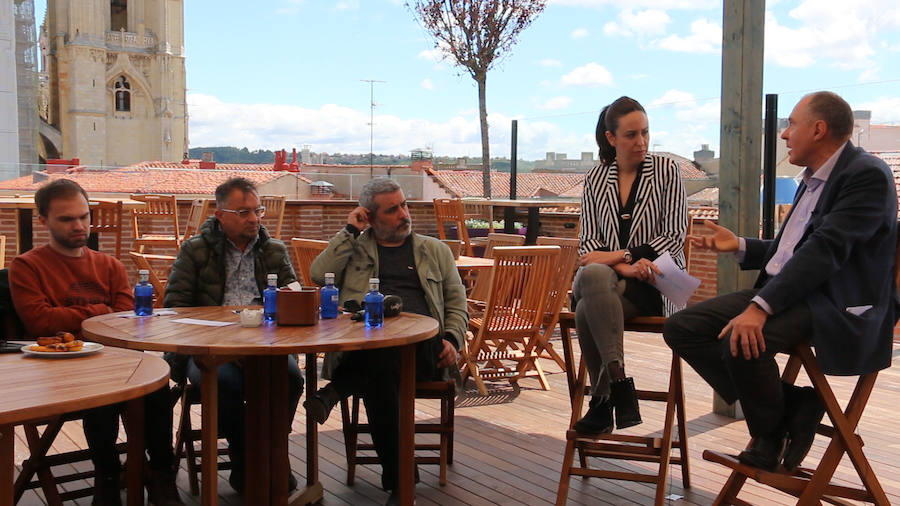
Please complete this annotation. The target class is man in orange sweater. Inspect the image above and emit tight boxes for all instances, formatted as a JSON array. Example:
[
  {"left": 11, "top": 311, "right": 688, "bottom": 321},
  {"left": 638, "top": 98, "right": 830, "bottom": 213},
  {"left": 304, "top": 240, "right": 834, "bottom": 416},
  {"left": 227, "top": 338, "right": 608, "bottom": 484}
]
[{"left": 9, "top": 179, "right": 183, "bottom": 506}]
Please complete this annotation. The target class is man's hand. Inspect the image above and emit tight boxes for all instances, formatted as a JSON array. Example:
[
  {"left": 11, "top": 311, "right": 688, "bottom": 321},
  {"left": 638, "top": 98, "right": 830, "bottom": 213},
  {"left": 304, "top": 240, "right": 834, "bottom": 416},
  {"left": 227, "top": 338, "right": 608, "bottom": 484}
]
[
  {"left": 612, "top": 258, "right": 660, "bottom": 283},
  {"left": 718, "top": 303, "right": 769, "bottom": 359},
  {"left": 436, "top": 339, "right": 458, "bottom": 368},
  {"left": 690, "top": 220, "right": 739, "bottom": 253},
  {"left": 347, "top": 207, "right": 370, "bottom": 230},
  {"left": 579, "top": 250, "right": 626, "bottom": 267}
]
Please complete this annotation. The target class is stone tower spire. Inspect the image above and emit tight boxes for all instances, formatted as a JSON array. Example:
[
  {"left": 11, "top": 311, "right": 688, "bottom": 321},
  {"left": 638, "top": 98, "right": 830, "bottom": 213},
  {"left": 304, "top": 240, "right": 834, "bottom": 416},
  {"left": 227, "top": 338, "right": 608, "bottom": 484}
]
[{"left": 45, "top": 0, "right": 186, "bottom": 167}]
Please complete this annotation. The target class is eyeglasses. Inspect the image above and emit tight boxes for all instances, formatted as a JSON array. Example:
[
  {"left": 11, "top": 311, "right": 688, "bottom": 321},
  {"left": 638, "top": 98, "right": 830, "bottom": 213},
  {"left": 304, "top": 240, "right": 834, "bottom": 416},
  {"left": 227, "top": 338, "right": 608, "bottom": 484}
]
[{"left": 220, "top": 206, "right": 266, "bottom": 219}]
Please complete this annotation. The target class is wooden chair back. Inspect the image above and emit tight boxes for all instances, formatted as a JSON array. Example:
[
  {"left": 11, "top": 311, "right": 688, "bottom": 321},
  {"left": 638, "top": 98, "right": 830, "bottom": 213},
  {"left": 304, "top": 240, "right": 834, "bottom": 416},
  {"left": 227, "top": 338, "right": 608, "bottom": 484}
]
[
  {"left": 290, "top": 238, "right": 329, "bottom": 285},
  {"left": 129, "top": 194, "right": 180, "bottom": 252},
  {"left": 534, "top": 236, "right": 580, "bottom": 369},
  {"left": 89, "top": 200, "right": 124, "bottom": 258},
  {"left": 461, "top": 245, "right": 560, "bottom": 395},
  {"left": 260, "top": 195, "right": 287, "bottom": 239},
  {"left": 463, "top": 201, "right": 495, "bottom": 233},
  {"left": 433, "top": 198, "right": 473, "bottom": 256},
  {"left": 128, "top": 251, "right": 169, "bottom": 307},
  {"left": 468, "top": 233, "right": 527, "bottom": 302},
  {"left": 181, "top": 198, "right": 211, "bottom": 243},
  {"left": 0, "top": 235, "right": 6, "bottom": 269}
]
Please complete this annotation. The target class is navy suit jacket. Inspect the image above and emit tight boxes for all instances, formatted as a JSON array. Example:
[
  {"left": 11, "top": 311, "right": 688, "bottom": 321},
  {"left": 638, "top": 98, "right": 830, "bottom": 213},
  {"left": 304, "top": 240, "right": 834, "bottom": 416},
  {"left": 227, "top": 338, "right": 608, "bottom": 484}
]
[{"left": 741, "top": 142, "right": 899, "bottom": 375}]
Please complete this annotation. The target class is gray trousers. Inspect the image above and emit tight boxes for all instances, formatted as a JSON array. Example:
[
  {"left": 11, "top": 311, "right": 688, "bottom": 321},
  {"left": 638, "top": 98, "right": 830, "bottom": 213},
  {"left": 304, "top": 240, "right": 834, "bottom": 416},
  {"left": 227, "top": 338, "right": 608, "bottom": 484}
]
[
  {"left": 572, "top": 264, "right": 639, "bottom": 398},
  {"left": 663, "top": 288, "right": 812, "bottom": 437}
]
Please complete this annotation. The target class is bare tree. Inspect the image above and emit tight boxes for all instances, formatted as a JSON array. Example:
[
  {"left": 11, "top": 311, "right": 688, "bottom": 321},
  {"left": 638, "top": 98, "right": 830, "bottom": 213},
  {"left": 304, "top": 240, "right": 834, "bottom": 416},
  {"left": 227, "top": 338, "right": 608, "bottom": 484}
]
[{"left": 408, "top": 0, "right": 546, "bottom": 198}]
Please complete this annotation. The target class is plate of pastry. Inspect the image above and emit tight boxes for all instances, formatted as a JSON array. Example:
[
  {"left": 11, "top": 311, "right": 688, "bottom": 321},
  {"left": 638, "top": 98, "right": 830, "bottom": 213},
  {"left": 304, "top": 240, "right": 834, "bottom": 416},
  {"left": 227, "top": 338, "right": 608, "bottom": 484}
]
[{"left": 21, "top": 332, "right": 104, "bottom": 358}]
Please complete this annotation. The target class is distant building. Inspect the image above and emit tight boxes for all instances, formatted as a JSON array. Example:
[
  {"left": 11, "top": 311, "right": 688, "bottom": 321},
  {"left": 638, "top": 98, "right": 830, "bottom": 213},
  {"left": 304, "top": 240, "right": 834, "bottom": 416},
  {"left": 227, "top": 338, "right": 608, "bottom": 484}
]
[
  {"left": 41, "top": 0, "right": 187, "bottom": 167},
  {"left": 532, "top": 151, "right": 596, "bottom": 172}
]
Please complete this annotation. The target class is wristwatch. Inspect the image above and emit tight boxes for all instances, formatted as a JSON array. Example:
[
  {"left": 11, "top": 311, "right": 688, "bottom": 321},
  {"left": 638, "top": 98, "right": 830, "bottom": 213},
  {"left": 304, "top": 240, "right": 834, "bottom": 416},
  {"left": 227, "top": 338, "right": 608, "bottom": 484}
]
[{"left": 622, "top": 250, "right": 633, "bottom": 264}]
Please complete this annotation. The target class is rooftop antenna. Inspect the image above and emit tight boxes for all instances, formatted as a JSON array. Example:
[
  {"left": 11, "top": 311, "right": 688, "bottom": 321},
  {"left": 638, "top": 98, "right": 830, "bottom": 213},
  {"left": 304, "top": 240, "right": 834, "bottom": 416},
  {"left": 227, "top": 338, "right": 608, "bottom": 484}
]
[{"left": 361, "top": 79, "right": 386, "bottom": 178}]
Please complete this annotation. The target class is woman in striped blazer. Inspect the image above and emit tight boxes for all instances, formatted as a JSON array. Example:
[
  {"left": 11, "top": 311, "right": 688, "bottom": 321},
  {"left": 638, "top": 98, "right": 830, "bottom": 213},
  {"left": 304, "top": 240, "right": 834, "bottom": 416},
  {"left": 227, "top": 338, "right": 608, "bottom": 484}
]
[{"left": 572, "top": 96, "right": 688, "bottom": 435}]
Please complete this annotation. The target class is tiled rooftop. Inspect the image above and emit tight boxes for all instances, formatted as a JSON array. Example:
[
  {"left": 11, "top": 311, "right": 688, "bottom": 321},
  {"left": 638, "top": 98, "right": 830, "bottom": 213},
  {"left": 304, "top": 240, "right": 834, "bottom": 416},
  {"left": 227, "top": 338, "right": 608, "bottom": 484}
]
[{"left": 0, "top": 166, "right": 311, "bottom": 195}]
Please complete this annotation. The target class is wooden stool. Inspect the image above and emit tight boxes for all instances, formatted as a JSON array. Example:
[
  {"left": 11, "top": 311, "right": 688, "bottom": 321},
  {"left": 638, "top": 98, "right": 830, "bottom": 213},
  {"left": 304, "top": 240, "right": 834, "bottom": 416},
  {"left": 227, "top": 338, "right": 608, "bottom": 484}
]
[
  {"left": 340, "top": 380, "right": 456, "bottom": 486},
  {"left": 173, "top": 380, "right": 232, "bottom": 496},
  {"left": 556, "top": 312, "right": 691, "bottom": 505},
  {"left": 702, "top": 344, "right": 890, "bottom": 505}
]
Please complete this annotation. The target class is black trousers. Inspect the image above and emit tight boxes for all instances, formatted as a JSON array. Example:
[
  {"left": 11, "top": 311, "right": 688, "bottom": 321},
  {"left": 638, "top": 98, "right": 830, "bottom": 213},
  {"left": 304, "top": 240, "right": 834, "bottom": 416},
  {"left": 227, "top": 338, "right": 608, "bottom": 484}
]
[
  {"left": 329, "top": 335, "right": 443, "bottom": 491},
  {"left": 82, "top": 385, "right": 175, "bottom": 475},
  {"left": 663, "top": 289, "right": 812, "bottom": 437}
]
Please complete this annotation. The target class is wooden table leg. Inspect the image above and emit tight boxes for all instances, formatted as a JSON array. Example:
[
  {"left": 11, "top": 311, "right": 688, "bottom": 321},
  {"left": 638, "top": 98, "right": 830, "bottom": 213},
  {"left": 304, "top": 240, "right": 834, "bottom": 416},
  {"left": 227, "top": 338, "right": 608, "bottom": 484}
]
[
  {"left": 124, "top": 397, "right": 145, "bottom": 506},
  {"left": 398, "top": 343, "right": 416, "bottom": 506},
  {"left": 193, "top": 357, "right": 221, "bottom": 506},
  {"left": 302, "top": 353, "right": 323, "bottom": 501},
  {"left": 1, "top": 424, "right": 13, "bottom": 506},
  {"left": 525, "top": 207, "right": 540, "bottom": 244}
]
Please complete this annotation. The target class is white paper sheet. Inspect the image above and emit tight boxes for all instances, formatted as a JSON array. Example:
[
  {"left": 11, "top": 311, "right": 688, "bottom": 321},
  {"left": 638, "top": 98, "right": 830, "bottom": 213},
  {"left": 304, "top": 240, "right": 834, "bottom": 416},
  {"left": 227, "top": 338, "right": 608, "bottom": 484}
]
[
  {"left": 118, "top": 309, "right": 178, "bottom": 318},
  {"left": 650, "top": 251, "right": 701, "bottom": 308},
  {"left": 171, "top": 318, "right": 235, "bottom": 327}
]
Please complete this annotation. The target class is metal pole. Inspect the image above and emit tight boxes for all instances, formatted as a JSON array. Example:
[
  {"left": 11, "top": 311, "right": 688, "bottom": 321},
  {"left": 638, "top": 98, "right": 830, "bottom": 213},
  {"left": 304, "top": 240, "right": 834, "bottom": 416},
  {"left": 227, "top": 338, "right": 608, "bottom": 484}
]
[
  {"left": 762, "top": 94, "right": 777, "bottom": 239},
  {"left": 361, "top": 79, "right": 385, "bottom": 178},
  {"left": 504, "top": 120, "right": 518, "bottom": 233}
]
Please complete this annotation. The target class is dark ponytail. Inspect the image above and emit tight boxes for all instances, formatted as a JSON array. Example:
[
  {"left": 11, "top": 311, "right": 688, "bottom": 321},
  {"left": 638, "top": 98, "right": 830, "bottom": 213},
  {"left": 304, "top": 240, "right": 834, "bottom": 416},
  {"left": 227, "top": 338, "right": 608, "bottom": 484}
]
[{"left": 595, "top": 96, "right": 646, "bottom": 166}]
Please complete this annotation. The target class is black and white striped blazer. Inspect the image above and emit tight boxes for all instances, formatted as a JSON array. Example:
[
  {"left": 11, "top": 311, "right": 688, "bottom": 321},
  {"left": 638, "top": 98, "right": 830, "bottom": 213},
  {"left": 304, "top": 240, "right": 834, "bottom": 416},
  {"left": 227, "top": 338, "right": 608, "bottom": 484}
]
[{"left": 579, "top": 153, "right": 688, "bottom": 314}]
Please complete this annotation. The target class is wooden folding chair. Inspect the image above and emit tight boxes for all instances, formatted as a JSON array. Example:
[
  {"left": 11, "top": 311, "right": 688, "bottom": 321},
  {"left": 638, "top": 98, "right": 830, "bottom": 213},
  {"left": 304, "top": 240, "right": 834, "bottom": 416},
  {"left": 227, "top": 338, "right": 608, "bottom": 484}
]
[
  {"left": 433, "top": 198, "right": 475, "bottom": 256},
  {"left": 534, "top": 236, "right": 580, "bottom": 371},
  {"left": 260, "top": 195, "right": 287, "bottom": 239},
  {"left": 700, "top": 236, "right": 900, "bottom": 506},
  {"left": 130, "top": 194, "right": 180, "bottom": 253},
  {"left": 460, "top": 245, "right": 560, "bottom": 395},
  {"left": 128, "top": 251, "right": 172, "bottom": 307},
  {"left": 467, "top": 232, "right": 526, "bottom": 303},
  {"left": 89, "top": 200, "right": 124, "bottom": 258},
  {"left": 181, "top": 198, "right": 211, "bottom": 243},
  {"left": 173, "top": 380, "right": 232, "bottom": 496},
  {"left": 556, "top": 222, "right": 693, "bottom": 505},
  {"left": 290, "top": 238, "right": 328, "bottom": 286},
  {"left": 340, "top": 380, "right": 456, "bottom": 486}
]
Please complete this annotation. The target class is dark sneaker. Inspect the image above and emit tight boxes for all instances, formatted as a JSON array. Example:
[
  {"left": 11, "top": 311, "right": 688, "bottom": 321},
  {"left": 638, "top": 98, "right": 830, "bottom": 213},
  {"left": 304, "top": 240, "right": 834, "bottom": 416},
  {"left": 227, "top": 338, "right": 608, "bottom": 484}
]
[{"left": 303, "top": 384, "right": 340, "bottom": 424}]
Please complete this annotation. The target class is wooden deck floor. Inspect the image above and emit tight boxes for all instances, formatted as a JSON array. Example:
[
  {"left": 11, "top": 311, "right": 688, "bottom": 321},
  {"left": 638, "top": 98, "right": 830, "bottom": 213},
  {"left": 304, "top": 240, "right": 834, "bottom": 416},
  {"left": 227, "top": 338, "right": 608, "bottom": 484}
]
[{"left": 13, "top": 332, "right": 900, "bottom": 505}]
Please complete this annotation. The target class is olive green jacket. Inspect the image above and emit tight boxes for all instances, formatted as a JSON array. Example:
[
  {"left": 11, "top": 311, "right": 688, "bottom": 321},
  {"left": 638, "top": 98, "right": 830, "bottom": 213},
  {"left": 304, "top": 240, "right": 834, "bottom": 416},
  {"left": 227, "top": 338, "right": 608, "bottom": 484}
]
[{"left": 310, "top": 227, "right": 468, "bottom": 379}]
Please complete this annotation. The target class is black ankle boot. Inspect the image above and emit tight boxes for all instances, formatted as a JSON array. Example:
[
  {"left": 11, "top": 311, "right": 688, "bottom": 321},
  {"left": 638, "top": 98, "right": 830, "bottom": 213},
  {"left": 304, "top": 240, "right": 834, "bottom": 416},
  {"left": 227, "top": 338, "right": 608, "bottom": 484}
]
[
  {"left": 611, "top": 377, "right": 642, "bottom": 429},
  {"left": 572, "top": 396, "right": 613, "bottom": 435}
]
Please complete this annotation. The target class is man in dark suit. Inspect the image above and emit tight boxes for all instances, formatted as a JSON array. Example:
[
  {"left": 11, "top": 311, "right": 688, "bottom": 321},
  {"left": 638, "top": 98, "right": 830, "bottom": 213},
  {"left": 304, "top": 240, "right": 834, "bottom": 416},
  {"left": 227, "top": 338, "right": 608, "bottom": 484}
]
[{"left": 663, "top": 91, "right": 899, "bottom": 471}]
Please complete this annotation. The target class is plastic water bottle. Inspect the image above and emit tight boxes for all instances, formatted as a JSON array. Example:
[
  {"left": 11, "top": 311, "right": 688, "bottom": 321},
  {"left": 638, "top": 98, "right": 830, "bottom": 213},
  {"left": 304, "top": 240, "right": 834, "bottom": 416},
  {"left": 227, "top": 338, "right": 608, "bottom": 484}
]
[
  {"left": 364, "top": 278, "right": 384, "bottom": 328},
  {"left": 134, "top": 269, "right": 153, "bottom": 316},
  {"left": 263, "top": 273, "right": 278, "bottom": 322},
  {"left": 320, "top": 272, "right": 339, "bottom": 319}
]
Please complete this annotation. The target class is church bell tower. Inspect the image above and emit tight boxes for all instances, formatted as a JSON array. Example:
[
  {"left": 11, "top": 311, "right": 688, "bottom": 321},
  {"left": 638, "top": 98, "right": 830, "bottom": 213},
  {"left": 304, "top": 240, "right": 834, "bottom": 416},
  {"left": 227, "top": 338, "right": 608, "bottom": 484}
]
[{"left": 45, "top": 0, "right": 187, "bottom": 167}]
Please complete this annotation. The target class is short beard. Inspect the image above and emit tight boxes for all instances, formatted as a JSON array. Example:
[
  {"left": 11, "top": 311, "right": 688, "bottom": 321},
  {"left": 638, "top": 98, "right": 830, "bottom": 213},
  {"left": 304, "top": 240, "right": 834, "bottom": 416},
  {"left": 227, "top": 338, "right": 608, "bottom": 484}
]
[
  {"left": 373, "top": 221, "right": 412, "bottom": 244},
  {"left": 51, "top": 230, "right": 87, "bottom": 250}
]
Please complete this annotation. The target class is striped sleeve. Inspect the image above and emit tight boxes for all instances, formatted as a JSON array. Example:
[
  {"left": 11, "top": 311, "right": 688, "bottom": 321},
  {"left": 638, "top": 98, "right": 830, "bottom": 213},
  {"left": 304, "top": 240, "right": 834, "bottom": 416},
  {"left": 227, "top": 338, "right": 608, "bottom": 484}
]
[
  {"left": 645, "top": 157, "right": 688, "bottom": 268},
  {"left": 579, "top": 164, "right": 610, "bottom": 256}
]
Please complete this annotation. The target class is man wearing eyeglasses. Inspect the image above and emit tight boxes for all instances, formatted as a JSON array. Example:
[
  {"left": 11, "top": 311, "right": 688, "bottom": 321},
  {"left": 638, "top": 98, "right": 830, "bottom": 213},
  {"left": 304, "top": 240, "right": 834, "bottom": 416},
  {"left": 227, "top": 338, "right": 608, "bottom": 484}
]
[{"left": 164, "top": 177, "right": 303, "bottom": 493}]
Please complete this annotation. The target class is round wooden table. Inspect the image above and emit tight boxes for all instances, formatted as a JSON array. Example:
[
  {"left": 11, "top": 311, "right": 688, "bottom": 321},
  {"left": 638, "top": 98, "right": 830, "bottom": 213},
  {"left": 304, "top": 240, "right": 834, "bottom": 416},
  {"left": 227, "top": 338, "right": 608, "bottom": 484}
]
[
  {"left": 0, "top": 346, "right": 171, "bottom": 506},
  {"left": 82, "top": 308, "right": 440, "bottom": 506}
]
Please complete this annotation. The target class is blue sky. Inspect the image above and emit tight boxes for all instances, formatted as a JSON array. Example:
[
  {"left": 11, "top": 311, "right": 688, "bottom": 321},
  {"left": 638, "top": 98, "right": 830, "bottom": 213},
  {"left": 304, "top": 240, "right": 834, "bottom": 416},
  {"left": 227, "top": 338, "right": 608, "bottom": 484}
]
[{"left": 36, "top": 0, "right": 900, "bottom": 160}]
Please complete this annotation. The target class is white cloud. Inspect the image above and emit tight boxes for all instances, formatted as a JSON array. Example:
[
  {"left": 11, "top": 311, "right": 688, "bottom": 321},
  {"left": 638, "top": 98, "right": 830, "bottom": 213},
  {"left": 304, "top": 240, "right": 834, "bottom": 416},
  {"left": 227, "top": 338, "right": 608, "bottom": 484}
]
[
  {"left": 536, "top": 96, "right": 573, "bottom": 110},
  {"left": 570, "top": 28, "right": 589, "bottom": 39},
  {"left": 539, "top": 59, "right": 562, "bottom": 67},
  {"left": 763, "top": 0, "right": 900, "bottom": 69},
  {"left": 604, "top": 9, "right": 671, "bottom": 38},
  {"left": 561, "top": 63, "right": 614, "bottom": 87},
  {"left": 550, "top": 0, "right": 717, "bottom": 9},
  {"left": 420, "top": 78, "right": 434, "bottom": 91},
  {"left": 856, "top": 97, "right": 900, "bottom": 124},
  {"left": 654, "top": 18, "right": 720, "bottom": 53},
  {"left": 417, "top": 48, "right": 444, "bottom": 62},
  {"left": 673, "top": 100, "right": 720, "bottom": 123},
  {"left": 335, "top": 1, "right": 359, "bottom": 11},
  {"left": 649, "top": 90, "right": 697, "bottom": 109}
]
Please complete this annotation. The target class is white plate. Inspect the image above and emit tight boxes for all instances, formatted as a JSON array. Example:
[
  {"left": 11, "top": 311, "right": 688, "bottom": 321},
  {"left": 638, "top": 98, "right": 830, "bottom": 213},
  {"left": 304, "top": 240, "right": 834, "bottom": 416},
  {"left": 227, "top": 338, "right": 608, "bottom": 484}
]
[{"left": 21, "top": 342, "right": 104, "bottom": 358}]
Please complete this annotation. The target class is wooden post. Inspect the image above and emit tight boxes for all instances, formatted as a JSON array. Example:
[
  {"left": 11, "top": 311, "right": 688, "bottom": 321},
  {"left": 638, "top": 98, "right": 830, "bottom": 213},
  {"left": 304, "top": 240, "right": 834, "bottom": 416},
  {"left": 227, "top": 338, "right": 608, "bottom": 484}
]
[{"left": 715, "top": 0, "right": 765, "bottom": 417}]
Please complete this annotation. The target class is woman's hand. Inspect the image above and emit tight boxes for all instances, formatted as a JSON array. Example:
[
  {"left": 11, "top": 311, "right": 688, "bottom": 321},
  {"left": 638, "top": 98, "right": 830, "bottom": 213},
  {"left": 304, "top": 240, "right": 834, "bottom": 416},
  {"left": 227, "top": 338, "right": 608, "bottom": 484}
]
[
  {"left": 690, "top": 220, "right": 739, "bottom": 253},
  {"left": 579, "top": 250, "right": 625, "bottom": 267},
  {"left": 613, "top": 258, "right": 660, "bottom": 283}
]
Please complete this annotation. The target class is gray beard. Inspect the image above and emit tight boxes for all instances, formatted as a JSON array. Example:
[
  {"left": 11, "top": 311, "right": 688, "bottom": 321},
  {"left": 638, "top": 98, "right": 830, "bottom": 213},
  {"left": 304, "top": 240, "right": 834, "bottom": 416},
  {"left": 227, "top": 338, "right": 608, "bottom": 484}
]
[{"left": 374, "top": 224, "right": 412, "bottom": 244}]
